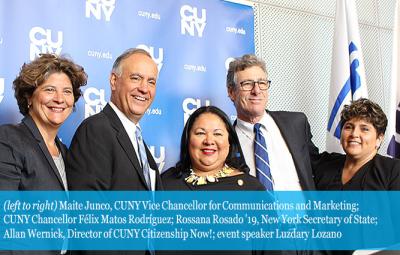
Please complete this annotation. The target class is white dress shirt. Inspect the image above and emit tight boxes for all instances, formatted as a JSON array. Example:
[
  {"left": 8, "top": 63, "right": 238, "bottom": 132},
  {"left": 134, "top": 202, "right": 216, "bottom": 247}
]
[
  {"left": 235, "top": 112, "right": 302, "bottom": 191},
  {"left": 109, "top": 102, "right": 156, "bottom": 190}
]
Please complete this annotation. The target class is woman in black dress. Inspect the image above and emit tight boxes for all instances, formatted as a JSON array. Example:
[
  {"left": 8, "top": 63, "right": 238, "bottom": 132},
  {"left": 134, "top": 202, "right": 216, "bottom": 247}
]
[
  {"left": 162, "top": 105, "right": 265, "bottom": 191},
  {"left": 314, "top": 98, "right": 400, "bottom": 255}
]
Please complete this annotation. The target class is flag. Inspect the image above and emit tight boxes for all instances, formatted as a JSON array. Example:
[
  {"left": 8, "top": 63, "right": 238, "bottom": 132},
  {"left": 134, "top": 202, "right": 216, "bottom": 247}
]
[
  {"left": 326, "top": 0, "right": 368, "bottom": 153},
  {"left": 387, "top": 0, "right": 400, "bottom": 158}
]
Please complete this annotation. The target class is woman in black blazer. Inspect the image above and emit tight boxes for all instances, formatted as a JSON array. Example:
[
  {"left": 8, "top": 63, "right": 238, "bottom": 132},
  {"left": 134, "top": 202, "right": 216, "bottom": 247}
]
[
  {"left": 0, "top": 54, "right": 87, "bottom": 191},
  {"left": 0, "top": 54, "right": 87, "bottom": 254}
]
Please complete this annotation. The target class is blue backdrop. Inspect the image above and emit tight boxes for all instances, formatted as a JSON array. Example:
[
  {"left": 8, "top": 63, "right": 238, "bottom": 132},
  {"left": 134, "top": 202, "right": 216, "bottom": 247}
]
[{"left": 0, "top": 0, "right": 255, "bottom": 172}]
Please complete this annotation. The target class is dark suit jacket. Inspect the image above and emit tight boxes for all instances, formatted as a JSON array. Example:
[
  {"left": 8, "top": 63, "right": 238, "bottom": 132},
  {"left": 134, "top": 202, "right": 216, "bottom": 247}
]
[
  {"left": 235, "top": 110, "right": 319, "bottom": 191},
  {"left": 67, "top": 103, "right": 162, "bottom": 191},
  {"left": 0, "top": 115, "right": 67, "bottom": 191},
  {"left": 0, "top": 115, "right": 67, "bottom": 255},
  {"left": 66, "top": 104, "right": 162, "bottom": 255}
]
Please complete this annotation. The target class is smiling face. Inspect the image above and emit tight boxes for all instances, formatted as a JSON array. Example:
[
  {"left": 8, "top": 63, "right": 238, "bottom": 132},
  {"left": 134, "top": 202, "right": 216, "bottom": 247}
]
[
  {"left": 340, "top": 117, "right": 383, "bottom": 161},
  {"left": 110, "top": 53, "right": 158, "bottom": 124},
  {"left": 188, "top": 113, "right": 230, "bottom": 175},
  {"left": 228, "top": 66, "right": 268, "bottom": 124},
  {"left": 28, "top": 72, "right": 74, "bottom": 131}
]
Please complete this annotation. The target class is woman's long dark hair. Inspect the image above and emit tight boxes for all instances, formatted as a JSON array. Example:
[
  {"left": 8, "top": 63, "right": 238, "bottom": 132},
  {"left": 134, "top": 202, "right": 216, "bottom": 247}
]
[{"left": 175, "top": 106, "right": 249, "bottom": 176}]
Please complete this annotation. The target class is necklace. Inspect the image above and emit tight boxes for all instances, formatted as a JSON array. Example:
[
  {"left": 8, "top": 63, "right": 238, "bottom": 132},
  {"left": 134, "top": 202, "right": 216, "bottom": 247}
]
[{"left": 185, "top": 165, "right": 234, "bottom": 186}]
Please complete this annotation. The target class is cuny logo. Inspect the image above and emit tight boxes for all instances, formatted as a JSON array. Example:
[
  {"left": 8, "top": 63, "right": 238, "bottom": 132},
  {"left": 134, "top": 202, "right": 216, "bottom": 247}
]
[
  {"left": 29, "top": 26, "right": 63, "bottom": 61},
  {"left": 0, "top": 78, "right": 4, "bottom": 104},
  {"left": 83, "top": 87, "right": 107, "bottom": 118},
  {"left": 182, "top": 97, "right": 210, "bottom": 125},
  {"left": 86, "top": 0, "right": 115, "bottom": 22},
  {"left": 149, "top": 146, "right": 166, "bottom": 172},
  {"left": 136, "top": 44, "right": 164, "bottom": 72},
  {"left": 180, "top": 5, "right": 206, "bottom": 37}
]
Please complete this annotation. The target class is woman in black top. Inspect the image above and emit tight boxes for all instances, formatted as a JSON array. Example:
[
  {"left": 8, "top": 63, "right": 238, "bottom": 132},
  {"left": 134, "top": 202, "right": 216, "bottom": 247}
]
[
  {"left": 162, "top": 105, "right": 264, "bottom": 192},
  {"left": 315, "top": 98, "right": 400, "bottom": 191},
  {"left": 314, "top": 99, "right": 400, "bottom": 255},
  {"left": 161, "top": 106, "right": 264, "bottom": 255}
]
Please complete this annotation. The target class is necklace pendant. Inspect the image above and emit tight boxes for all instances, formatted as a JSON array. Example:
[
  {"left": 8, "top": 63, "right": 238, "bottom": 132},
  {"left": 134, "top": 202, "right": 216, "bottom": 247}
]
[
  {"left": 197, "top": 177, "right": 207, "bottom": 185},
  {"left": 185, "top": 175, "right": 196, "bottom": 184},
  {"left": 207, "top": 176, "right": 216, "bottom": 182}
]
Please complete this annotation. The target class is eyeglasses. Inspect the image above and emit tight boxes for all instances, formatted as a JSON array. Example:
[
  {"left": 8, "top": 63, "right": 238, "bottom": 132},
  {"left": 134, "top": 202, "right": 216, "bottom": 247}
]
[{"left": 238, "top": 79, "right": 271, "bottom": 91}]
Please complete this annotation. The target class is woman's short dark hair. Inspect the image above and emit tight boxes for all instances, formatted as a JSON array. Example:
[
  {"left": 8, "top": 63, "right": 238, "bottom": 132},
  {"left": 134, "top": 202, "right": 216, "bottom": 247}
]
[
  {"left": 13, "top": 53, "right": 88, "bottom": 116},
  {"left": 176, "top": 105, "right": 248, "bottom": 175},
  {"left": 340, "top": 98, "right": 387, "bottom": 136}
]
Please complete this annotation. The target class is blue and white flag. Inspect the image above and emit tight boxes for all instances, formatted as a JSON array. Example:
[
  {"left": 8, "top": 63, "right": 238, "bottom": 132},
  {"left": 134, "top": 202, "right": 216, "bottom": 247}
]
[
  {"left": 387, "top": 0, "right": 400, "bottom": 158},
  {"left": 326, "top": 0, "right": 368, "bottom": 152}
]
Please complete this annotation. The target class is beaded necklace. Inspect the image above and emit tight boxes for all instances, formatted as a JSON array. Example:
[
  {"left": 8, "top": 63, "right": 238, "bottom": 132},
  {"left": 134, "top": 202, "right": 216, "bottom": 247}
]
[{"left": 185, "top": 165, "right": 234, "bottom": 185}]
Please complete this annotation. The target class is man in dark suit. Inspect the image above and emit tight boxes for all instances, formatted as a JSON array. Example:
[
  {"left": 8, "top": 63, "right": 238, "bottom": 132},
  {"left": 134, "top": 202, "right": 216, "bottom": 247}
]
[
  {"left": 67, "top": 48, "right": 162, "bottom": 191},
  {"left": 226, "top": 54, "right": 319, "bottom": 191},
  {"left": 66, "top": 48, "right": 162, "bottom": 254},
  {"left": 227, "top": 54, "right": 320, "bottom": 255}
]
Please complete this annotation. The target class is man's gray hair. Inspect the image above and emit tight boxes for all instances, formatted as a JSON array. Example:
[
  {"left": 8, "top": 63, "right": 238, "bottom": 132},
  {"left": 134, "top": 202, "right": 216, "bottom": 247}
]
[
  {"left": 112, "top": 48, "right": 152, "bottom": 76},
  {"left": 226, "top": 54, "right": 267, "bottom": 89}
]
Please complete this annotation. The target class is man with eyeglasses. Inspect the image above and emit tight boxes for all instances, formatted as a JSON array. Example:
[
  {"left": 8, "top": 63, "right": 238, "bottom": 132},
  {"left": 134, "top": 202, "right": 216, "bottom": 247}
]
[
  {"left": 227, "top": 54, "right": 319, "bottom": 192},
  {"left": 226, "top": 54, "right": 321, "bottom": 255}
]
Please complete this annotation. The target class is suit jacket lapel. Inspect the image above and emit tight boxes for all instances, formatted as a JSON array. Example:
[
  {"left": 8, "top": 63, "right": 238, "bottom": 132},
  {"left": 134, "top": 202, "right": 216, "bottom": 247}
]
[
  {"left": 232, "top": 119, "right": 248, "bottom": 173},
  {"left": 57, "top": 139, "right": 67, "bottom": 159},
  {"left": 267, "top": 111, "right": 309, "bottom": 187},
  {"left": 22, "top": 116, "right": 66, "bottom": 190},
  {"left": 103, "top": 104, "right": 151, "bottom": 190},
  {"left": 143, "top": 140, "right": 163, "bottom": 190}
]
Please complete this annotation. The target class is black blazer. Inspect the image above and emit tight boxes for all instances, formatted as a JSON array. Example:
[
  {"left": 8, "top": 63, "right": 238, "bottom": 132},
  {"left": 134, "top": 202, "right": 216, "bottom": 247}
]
[
  {"left": 66, "top": 104, "right": 162, "bottom": 255},
  {"left": 0, "top": 115, "right": 67, "bottom": 255},
  {"left": 235, "top": 110, "right": 319, "bottom": 190},
  {"left": 0, "top": 115, "right": 67, "bottom": 190},
  {"left": 67, "top": 103, "right": 162, "bottom": 191}
]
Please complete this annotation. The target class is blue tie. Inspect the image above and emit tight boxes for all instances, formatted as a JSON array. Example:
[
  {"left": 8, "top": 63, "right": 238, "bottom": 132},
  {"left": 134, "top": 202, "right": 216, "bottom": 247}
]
[
  {"left": 254, "top": 123, "right": 273, "bottom": 190},
  {"left": 135, "top": 126, "right": 151, "bottom": 190},
  {"left": 136, "top": 126, "right": 154, "bottom": 255}
]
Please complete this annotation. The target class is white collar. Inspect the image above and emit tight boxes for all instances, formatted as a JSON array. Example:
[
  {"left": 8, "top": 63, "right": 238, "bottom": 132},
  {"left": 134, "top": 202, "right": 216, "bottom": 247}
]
[
  {"left": 109, "top": 101, "right": 140, "bottom": 132},
  {"left": 236, "top": 112, "right": 269, "bottom": 133}
]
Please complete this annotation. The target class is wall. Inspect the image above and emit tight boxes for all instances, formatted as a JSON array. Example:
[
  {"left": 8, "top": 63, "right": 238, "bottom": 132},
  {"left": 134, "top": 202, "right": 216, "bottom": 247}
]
[{"left": 249, "top": 0, "right": 396, "bottom": 152}]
